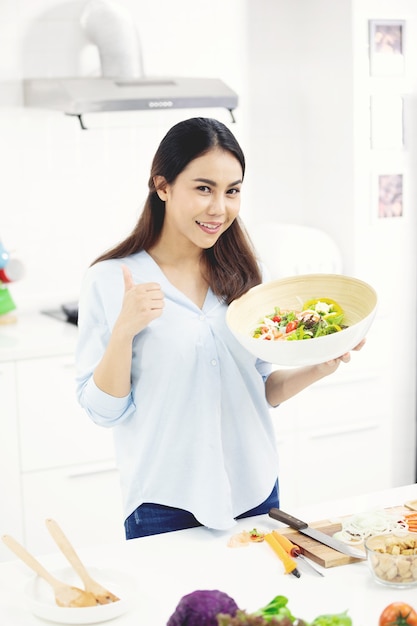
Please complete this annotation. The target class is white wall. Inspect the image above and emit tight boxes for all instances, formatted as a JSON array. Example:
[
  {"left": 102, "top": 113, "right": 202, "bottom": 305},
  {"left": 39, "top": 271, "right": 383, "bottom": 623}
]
[
  {"left": 245, "top": 0, "right": 355, "bottom": 268},
  {"left": 352, "top": 0, "right": 417, "bottom": 486}
]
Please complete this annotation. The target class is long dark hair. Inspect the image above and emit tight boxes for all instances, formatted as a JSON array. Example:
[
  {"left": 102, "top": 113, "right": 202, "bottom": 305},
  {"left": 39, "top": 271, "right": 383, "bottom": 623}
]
[{"left": 93, "top": 117, "right": 262, "bottom": 304}]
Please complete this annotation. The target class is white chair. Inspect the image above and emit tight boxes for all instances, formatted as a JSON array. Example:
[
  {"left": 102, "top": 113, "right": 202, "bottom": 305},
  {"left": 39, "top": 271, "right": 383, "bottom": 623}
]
[{"left": 249, "top": 222, "right": 343, "bottom": 280}]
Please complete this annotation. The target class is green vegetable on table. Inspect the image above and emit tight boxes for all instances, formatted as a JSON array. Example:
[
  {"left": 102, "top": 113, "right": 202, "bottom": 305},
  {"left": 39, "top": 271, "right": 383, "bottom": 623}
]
[
  {"left": 309, "top": 611, "right": 352, "bottom": 626},
  {"left": 251, "top": 594, "right": 296, "bottom": 622},
  {"left": 217, "top": 594, "right": 303, "bottom": 625}
]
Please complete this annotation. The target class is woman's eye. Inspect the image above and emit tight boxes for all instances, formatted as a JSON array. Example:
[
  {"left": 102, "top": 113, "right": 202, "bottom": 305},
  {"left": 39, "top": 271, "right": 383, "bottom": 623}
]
[
  {"left": 227, "top": 188, "right": 240, "bottom": 195},
  {"left": 197, "top": 185, "right": 210, "bottom": 192}
]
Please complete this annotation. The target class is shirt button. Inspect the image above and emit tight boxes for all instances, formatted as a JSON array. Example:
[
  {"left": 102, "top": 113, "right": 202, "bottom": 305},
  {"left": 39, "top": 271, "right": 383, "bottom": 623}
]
[
  {"left": 211, "top": 359, "right": 217, "bottom": 366},
  {"left": 199, "top": 314, "right": 205, "bottom": 320}
]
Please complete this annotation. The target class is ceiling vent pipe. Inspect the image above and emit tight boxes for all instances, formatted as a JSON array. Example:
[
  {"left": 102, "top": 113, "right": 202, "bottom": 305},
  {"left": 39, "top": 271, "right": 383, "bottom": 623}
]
[{"left": 80, "top": 0, "right": 145, "bottom": 80}]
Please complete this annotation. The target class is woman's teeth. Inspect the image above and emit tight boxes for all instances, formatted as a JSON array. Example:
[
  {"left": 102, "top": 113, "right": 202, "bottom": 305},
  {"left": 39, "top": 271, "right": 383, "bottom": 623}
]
[{"left": 196, "top": 221, "right": 220, "bottom": 230}]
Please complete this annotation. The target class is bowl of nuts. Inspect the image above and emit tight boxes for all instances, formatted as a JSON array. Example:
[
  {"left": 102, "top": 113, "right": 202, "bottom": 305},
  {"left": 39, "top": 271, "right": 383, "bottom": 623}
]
[{"left": 365, "top": 532, "right": 417, "bottom": 587}]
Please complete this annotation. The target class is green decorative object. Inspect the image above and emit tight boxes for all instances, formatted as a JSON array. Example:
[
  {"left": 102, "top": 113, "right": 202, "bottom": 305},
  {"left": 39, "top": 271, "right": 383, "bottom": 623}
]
[{"left": 0, "top": 284, "right": 16, "bottom": 316}]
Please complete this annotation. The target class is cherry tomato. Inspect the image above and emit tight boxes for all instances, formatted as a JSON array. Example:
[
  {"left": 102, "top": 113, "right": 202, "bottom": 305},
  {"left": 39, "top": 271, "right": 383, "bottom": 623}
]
[
  {"left": 379, "top": 602, "right": 417, "bottom": 626},
  {"left": 272, "top": 315, "right": 281, "bottom": 323},
  {"left": 285, "top": 320, "right": 298, "bottom": 333}
]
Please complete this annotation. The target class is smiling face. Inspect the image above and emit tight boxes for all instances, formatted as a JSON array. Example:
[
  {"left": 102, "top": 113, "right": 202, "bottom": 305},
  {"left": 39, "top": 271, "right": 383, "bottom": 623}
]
[{"left": 155, "top": 148, "right": 243, "bottom": 251}]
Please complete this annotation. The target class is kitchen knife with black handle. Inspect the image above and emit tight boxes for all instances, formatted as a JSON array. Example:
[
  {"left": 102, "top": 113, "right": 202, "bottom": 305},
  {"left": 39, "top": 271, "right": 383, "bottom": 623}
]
[{"left": 268, "top": 508, "right": 366, "bottom": 560}]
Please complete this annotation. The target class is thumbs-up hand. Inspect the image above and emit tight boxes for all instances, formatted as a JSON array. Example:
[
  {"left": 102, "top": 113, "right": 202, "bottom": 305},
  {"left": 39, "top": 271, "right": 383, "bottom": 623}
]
[{"left": 116, "top": 265, "right": 164, "bottom": 338}]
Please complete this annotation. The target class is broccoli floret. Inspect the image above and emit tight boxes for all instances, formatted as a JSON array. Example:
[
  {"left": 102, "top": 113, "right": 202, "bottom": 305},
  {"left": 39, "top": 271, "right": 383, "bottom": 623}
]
[{"left": 166, "top": 589, "right": 239, "bottom": 626}]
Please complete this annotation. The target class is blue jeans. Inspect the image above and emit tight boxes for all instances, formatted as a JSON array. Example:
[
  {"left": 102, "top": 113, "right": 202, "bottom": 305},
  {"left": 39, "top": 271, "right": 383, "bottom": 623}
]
[{"left": 124, "top": 481, "right": 279, "bottom": 539}]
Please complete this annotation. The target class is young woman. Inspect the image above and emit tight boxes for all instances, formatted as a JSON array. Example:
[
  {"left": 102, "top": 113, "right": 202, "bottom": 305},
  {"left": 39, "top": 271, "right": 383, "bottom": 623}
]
[{"left": 75, "top": 117, "right": 363, "bottom": 539}]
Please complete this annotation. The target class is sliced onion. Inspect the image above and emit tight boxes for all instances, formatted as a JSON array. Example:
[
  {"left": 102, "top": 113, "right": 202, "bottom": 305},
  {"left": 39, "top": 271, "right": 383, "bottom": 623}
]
[{"left": 338, "top": 509, "right": 408, "bottom": 545}]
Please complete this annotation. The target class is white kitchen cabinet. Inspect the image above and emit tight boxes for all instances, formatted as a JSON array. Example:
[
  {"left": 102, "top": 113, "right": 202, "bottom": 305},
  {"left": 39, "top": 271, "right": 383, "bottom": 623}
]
[
  {"left": 22, "top": 463, "right": 125, "bottom": 553},
  {"left": 16, "top": 355, "right": 124, "bottom": 553},
  {"left": 275, "top": 403, "right": 391, "bottom": 510},
  {"left": 273, "top": 351, "right": 393, "bottom": 510},
  {"left": 16, "top": 356, "right": 114, "bottom": 472},
  {"left": 0, "top": 313, "right": 124, "bottom": 560},
  {"left": 295, "top": 417, "right": 391, "bottom": 505},
  {"left": 0, "top": 362, "right": 23, "bottom": 562},
  {"left": 271, "top": 314, "right": 394, "bottom": 511}
]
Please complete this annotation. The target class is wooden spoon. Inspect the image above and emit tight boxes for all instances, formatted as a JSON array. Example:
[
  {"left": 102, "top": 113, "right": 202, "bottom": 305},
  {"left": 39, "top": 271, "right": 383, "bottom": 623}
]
[
  {"left": 1, "top": 534, "right": 97, "bottom": 608},
  {"left": 45, "top": 519, "right": 120, "bottom": 605}
]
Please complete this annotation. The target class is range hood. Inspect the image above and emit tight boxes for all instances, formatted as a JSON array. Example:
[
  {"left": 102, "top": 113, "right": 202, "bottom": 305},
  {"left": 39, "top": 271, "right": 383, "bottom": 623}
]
[
  {"left": 23, "top": 1, "right": 239, "bottom": 129},
  {"left": 23, "top": 76, "right": 238, "bottom": 129}
]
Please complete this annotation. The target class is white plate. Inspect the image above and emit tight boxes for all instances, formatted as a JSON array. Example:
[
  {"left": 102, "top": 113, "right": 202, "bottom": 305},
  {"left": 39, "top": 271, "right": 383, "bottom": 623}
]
[{"left": 24, "top": 566, "right": 137, "bottom": 624}]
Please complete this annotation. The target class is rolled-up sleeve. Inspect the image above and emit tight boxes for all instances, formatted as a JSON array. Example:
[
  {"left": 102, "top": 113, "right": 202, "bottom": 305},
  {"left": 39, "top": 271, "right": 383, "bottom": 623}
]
[
  {"left": 75, "top": 261, "right": 136, "bottom": 427},
  {"left": 79, "top": 377, "right": 135, "bottom": 427}
]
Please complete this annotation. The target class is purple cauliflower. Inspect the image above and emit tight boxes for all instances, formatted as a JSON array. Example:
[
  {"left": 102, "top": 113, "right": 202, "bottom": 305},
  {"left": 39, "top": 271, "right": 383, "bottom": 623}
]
[{"left": 166, "top": 589, "right": 239, "bottom": 626}]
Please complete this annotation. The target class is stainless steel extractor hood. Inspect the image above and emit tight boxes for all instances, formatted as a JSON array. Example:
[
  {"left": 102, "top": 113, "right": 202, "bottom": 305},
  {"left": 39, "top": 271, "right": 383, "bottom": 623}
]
[
  {"left": 23, "top": 76, "right": 238, "bottom": 129},
  {"left": 23, "top": 1, "right": 239, "bottom": 128}
]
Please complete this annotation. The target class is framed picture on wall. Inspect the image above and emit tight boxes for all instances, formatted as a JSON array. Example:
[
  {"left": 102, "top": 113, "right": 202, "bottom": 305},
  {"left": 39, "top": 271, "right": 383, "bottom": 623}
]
[
  {"left": 369, "top": 20, "right": 405, "bottom": 76},
  {"left": 370, "top": 95, "right": 404, "bottom": 149},
  {"left": 377, "top": 173, "right": 404, "bottom": 218}
]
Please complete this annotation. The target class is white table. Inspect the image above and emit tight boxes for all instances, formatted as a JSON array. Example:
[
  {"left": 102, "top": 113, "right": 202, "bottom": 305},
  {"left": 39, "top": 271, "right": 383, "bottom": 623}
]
[{"left": 1, "top": 483, "right": 417, "bottom": 625}]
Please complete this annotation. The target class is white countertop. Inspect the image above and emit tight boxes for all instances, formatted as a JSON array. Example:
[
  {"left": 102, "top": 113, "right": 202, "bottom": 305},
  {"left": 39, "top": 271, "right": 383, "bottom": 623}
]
[
  {"left": 1, "top": 483, "right": 417, "bottom": 625},
  {"left": 0, "top": 311, "right": 78, "bottom": 361}
]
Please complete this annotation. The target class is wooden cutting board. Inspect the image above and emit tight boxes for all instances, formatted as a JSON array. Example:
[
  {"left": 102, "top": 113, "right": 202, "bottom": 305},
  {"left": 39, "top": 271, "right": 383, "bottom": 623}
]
[{"left": 275, "top": 505, "right": 409, "bottom": 568}]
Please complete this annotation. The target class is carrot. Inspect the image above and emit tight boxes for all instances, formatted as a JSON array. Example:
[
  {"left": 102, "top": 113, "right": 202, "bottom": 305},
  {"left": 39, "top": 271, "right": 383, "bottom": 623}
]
[
  {"left": 264, "top": 533, "right": 299, "bottom": 576},
  {"left": 404, "top": 513, "right": 417, "bottom": 530},
  {"left": 404, "top": 514, "right": 417, "bottom": 532}
]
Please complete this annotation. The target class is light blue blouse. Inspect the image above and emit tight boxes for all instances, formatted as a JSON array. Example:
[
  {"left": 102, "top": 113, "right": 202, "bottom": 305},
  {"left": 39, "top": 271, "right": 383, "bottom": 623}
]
[{"left": 75, "top": 251, "right": 279, "bottom": 530}]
